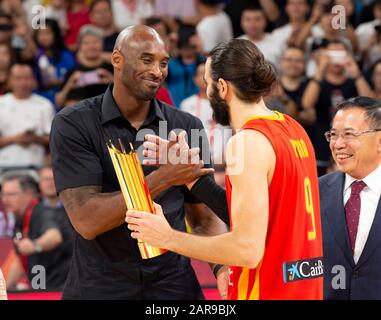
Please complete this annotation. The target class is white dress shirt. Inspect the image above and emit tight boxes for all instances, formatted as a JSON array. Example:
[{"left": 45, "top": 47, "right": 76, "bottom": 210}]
[{"left": 344, "top": 164, "right": 381, "bottom": 264}]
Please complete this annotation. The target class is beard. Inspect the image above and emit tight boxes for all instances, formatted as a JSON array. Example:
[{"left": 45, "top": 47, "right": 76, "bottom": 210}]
[{"left": 209, "top": 83, "right": 231, "bottom": 126}]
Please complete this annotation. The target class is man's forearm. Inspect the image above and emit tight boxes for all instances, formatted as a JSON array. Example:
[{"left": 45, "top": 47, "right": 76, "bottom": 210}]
[
  {"left": 34, "top": 229, "right": 63, "bottom": 252},
  {"left": 189, "top": 175, "right": 229, "bottom": 225},
  {"left": 167, "top": 230, "right": 260, "bottom": 268},
  {"left": 60, "top": 187, "right": 127, "bottom": 240},
  {"left": 259, "top": 0, "right": 280, "bottom": 22},
  {"left": 355, "top": 76, "right": 375, "bottom": 97},
  {"left": 35, "top": 134, "right": 50, "bottom": 147},
  {"left": 0, "top": 136, "right": 14, "bottom": 148},
  {"left": 61, "top": 168, "right": 172, "bottom": 240},
  {"left": 145, "top": 168, "right": 171, "bottom": 199}
]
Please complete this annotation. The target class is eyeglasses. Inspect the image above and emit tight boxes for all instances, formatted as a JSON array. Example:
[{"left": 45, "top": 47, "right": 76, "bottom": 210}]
[{"left": 324, "top": 129, "right": 381, "bottom": 142}]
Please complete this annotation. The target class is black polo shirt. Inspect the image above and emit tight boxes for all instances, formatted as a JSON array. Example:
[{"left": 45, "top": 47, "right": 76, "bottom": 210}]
[{"left": 50, "top": 85, "right": 210, "bottom": 299}]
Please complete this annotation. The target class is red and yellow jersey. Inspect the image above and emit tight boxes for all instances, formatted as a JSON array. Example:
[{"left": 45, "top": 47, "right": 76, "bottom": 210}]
[{"left": 226, "top": 112, "right": 323, "bottom": 300}]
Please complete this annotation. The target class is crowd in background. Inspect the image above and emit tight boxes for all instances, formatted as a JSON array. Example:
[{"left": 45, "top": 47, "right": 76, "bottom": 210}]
[{"left": 0, "top": 0, "right": 380, "bottom": 291}]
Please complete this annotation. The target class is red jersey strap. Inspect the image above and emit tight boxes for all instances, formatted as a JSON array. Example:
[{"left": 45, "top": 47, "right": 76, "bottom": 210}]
[
  {"left": 20, "top": 198, "right": 39, "bottom": 272},
  {"left": 21, "top": 198, "right": 39, "bottom": 238}
]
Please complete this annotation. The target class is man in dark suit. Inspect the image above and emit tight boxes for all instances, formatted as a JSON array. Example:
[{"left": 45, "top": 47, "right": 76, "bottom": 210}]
[{"left": 319, "top": 96, "right": 381, "bottom": 299}]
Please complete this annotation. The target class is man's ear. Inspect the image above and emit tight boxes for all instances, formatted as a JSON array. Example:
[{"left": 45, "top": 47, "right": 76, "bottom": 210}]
[
  {"left": 377, "top": 133, "right": 381, "bottom": 153},
  {"left": 111, "top": 50, "right": 123, "bottom": 69},
  {"left": 217, "top": 78, "right": 229, "bottom": 100}
]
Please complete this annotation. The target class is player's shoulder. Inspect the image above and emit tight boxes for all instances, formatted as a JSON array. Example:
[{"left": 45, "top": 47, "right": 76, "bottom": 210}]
[{"left": 56, "top": 95, "right": 102, "bottom": 120}]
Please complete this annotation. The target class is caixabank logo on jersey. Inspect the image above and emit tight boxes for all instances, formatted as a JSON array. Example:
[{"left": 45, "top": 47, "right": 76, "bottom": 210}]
[{"left": 283, "top": 257, "right": 324, "bottom": 283}]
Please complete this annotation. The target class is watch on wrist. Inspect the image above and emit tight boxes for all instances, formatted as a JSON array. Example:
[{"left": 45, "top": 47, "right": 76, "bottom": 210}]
[{"left": 33, "top": 241, "right": 43, "bottom": 254}]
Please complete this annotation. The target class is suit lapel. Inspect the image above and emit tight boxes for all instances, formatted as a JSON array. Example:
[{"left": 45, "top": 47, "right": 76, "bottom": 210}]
[
  {"left": 322, "top": 173, "right": 355, "bottom": 267},
  {"left": 356, "top": 197, "right": 381, "bottom": 267}
]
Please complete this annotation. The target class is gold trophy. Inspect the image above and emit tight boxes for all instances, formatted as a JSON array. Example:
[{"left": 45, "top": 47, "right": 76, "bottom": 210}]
[{"left": 107, "top": 139, "right": 167, "bottom": 259}]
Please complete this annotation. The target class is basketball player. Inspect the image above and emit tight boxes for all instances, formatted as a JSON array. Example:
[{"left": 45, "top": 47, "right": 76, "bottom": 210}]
[{"left": 126, "top": 39, "right": 323, "bottom": 300}]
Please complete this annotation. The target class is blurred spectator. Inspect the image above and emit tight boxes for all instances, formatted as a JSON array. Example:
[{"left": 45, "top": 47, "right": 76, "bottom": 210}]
[
  {"left": 0, "top": 11, "right": 13, "bottom": 47},
  {"left": 180, "top": 63, "right": 231, "bottom": 166},
  {"left": 153, "top": 0, "right": 200, "bottom": 30},
  {"left": 145, "top": 17, "right": 174, "bottom": 55},
  {"left": 264, "top": 82, "right": 298, "bottom": 118},
  {"left": 224, "top": 0, "right": 283, "bottom": 37},
  {"left": 154, "top": 0, "right": 198, "bottom": 20},
  {"left": 195, "top": 0, "right": 233, "bottom": 54},
  {"left": 335, "top": 0, "right": 360, "bottom": 28},
  {"left": 34, "top": 18, "right": 76, "bottom": 107},
  {"left": 2, "top": 174, "right": 71, "bottom": 291},
  {"left": 167, "top": 24, "right": 204, "bottom": 107},
  {"left": 45, "top": 0, "right": 69, "bottom": 34},
  {"left": 55, "top": 25, "right": 113, "bottom": 108},
  {"left": 0, "top": 64, "right": 54, "bottom": 170},
  {"left": 89, "top": 0, "right": 119, "bottom": 62},
  {"left": 0, "top": 10, "right": 36, "bottom": 63},
  {"left": 65, "top": 0, "right": 90, "bottom": 51},
  {"left": 272, "top": 0, "right": 321, "bottom": 52},
  {"left": 112, "top": 0, "right": 153, "bottom": 30},
  {"left": 360, "top": 0, "right": 381, "bottom": 24},
  {"left": 302, "top": 40, "right": 374, "bottom": 175},
  {"left": 357, "top": 0, "right": 381, "bottom": 69},
  {"left": 279, "top": 46, "right": 315, "bottom": 138},
  {"left": 371, "top": 59, "right": 381, "bottom": 99},
  {"left": 17, "top": 0, "right": 42, "bottom": 27},
  {"left": 238, "top": 6, "right": 281, "bottom": 67},
  {"left": 37, "top": 165, "right": 74, "bottom": 275},
  {"left": 305, "top": 4, "right": 357, "bottom": 77},
  {"left": 0, "top": 196, "right": 15, "bottom": 238},
  {"left": 0, "top": 43, "right": 12, "bottom": 94}
]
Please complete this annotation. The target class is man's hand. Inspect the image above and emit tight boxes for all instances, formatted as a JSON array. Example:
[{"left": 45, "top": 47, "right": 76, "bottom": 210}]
[
  {"left": 96, "top": 68, "right": 113, "bottom": 84},
  {"left": 216, "top": 265, "right": 229, "bottom": 300},
  {"left": 12, "top": 131, "right": 38, "bottom": 147},
  {"left": 143, "top": 131, "right": 214, "bottom": 186},
  {"left": 315, "top": 50, "right": 330, "bottom": 80},
  {"left": 14, "top": 238, "right": 36, "bottom": 256},
  {"left": 126, "top": 202, "right": 174, "bottom": 249},
  {"left": 345, "top": 55, "right": 361, "bottom": 79}
]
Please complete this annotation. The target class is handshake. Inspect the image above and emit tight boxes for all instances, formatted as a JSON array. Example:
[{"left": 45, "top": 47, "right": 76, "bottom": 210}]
[{"left": 141, "top": 131, "right": 215, "bottom": 188}]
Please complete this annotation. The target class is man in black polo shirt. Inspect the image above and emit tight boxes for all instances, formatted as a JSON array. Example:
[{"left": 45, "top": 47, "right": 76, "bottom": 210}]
[{"left": 50, "top": 25, "right": 227, "bottom": 299}]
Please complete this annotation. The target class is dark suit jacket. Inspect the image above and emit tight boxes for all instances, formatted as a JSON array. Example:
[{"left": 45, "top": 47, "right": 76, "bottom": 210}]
[{"left": 319, "top": 172, "right": 381, "bottom": 299}]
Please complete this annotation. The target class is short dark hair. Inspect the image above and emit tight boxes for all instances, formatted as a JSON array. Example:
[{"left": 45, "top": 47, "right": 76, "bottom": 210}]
[
  {"left": 90, "top": 0, "right": 112, "bottom": 12},
  {"left": 1, "top": 174, "right": 38, "bottom": 194},
  {"left": 177, "top": 24, "right": 196, "bottom": 48},
  {"left": 208, "top": 39, "right": 276, "bottom": 103},
  {"left": 10, "top": 62, "right": 34, "bottom": 73},
  {"left": 336, "top": 96, "right": 381, "bottom": 128},
  {"left": 242, "top": 4, "right": 263, "bottom": 13},
  {"left": 374, "top": 0, "right": 381, "bottom": 10},
  {"left": 198, "top": 0, "right": 220, "bottom": 7},
  {"left": 327, "top": 39, "right": 349, "bottom": 51}
]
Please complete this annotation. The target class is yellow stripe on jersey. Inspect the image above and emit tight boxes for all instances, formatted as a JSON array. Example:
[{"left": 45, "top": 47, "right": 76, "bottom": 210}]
[
  {"left": 244, "top": 111, "right": 285, "bottom": 123},
  {"left": 249, "top": 260, "right": 263, "bottom": 300},
  {"left": 237, "top": 268, "right": 250, "bottom": 300}
]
